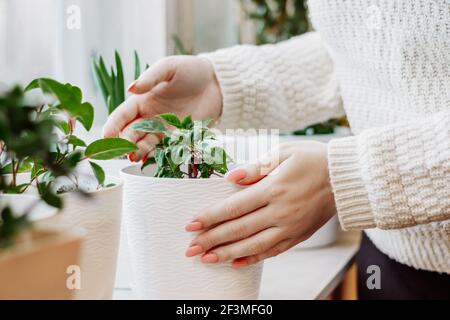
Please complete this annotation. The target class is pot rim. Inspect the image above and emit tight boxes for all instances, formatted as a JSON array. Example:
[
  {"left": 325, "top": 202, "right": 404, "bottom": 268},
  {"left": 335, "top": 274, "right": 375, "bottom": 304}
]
[
  {"left": 121, "top": 165, "right": 230, "bottom": 184},
  {"left": 59, "top": 175, "right": 123, "bottom": 196}
]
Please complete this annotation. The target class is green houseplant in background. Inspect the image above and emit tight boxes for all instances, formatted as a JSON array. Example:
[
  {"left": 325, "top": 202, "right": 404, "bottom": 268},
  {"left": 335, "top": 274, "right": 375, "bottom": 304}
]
[
  {"left": 0, "top": 85, "right": 83, "bottom": 299},
  {"left": 240, "top": 0, "right": 348, "bottom": 135},
  {"left": 92, "top": 51, "right": 149, "bottom": 115},
  {"left": 11, "top": 77, "right": 137, "bottom": 299}
]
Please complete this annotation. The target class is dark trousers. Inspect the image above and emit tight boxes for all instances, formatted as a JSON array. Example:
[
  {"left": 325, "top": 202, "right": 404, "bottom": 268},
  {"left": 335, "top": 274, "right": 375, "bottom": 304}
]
[{"left": 356, "top": 232, "right": 450, "bottom": 300}]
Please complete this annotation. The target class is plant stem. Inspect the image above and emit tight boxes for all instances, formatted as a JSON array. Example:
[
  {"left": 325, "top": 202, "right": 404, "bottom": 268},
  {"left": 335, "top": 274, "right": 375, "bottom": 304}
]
[{"left": 11, "top": 158, "right": 16, "bottom": 188}]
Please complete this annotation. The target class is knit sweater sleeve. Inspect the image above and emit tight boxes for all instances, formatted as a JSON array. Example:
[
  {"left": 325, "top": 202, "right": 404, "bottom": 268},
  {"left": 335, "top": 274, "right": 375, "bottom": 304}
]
[
  {"left": 328, "top": 111, "right": 450, "bottom": 231},
  {"left": 200, "top": 32, "right": 345, "bottom": 132}
]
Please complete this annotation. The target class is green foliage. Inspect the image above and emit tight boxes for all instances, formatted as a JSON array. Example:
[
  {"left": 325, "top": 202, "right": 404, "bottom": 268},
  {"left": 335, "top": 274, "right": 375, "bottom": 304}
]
[
  {"left": 85, "top": 138, "right": 137, "bottom": 160},
  {"left": 241, "top": 0, "right": 310, "bottom": 45},
  {"left": 89, "top": 161, "right": 105, "bottom": 187},
  {"left": 23, "top": 78, "right": 136, "bottom": 189},
  {"left": 172, "top": 34, "right": 192, "bottom": 55},
  {"left": 92, "top": 50, "right": 149, "bottom": 114},
  {"left": 132, "top": 114, "right": 230, "bottom": 179},
  {"left": 0, "top": 85, "right": 73, "bottom": 248},
  {"left": 25, "top": 78, "right": 94, "bottom": 131}
]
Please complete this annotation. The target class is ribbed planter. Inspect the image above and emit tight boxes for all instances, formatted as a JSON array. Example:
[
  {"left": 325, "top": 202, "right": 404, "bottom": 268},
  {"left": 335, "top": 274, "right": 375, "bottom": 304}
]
[
  {"left": 121, "top": 165, "right": 264, "bottom": 300},
  {"left": 47, "top": 175, "right": 123, "bottom": 300}
]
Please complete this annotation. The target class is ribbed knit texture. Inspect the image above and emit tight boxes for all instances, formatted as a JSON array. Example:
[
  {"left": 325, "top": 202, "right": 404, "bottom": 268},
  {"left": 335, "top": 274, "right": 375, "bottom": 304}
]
[{"left": 203, "top": 0, "right": 450, "bottom": 274}]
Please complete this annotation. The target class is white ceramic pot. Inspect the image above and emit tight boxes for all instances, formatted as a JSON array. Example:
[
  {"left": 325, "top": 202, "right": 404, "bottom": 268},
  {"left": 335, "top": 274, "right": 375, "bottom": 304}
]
[
  {"left": 48, "top": 175, "right": 123, "bottom": 300},
  {"left": 0, "top": 193, "right": 57, "bottom": 221},
  {"left": 121, "top": 165, "right": 264, "bottom": 300}
]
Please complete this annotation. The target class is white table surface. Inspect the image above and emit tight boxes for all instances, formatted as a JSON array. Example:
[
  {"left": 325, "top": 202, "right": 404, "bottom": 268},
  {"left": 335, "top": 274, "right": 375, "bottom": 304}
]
[{"left": 113, "top": 231, "right": 361, "bottom": 300}]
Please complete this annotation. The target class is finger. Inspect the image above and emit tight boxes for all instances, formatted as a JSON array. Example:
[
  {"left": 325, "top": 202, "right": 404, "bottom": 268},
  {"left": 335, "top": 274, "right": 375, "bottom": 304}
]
[
  {"left": 225, "top": 148, "right": 286, "bottom": 186},
  {"left": 128, "top": 57, "right": 176, "bottom": 94},
  {"left": 200, "top": 228, "right": 282, "bottom": 264},
  {"left": 130, "top": 134, "right": 160, "bottom": 162},
  {"left": 103, "top": 95, "right": 149, "bottom": 138},
  {"left": 187, "top": 182, "right": 270, "bottom": 231},
  {"left": 188, "top": 206, "right": 274, "bottom": 255},
  {"left": 238, "top": 238, "right": 298, "bottom": 268},
  {"left": 120, "top": 119, "right": 147, "bottom": 143}
]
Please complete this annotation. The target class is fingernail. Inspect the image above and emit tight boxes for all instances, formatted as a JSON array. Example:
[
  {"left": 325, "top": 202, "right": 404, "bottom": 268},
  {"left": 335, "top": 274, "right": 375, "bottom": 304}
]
[
  {"left": 225, "top": 169, "right": 247, "bottom": 183},
  {"left": 127, "top": 81, "right": 138, "bottom": 93},
  {"left": 232, "top": 258, "right": 249, "bottom": 268},
  {"left": 185, "top": 245, "right": 204, "bottom": 257},
  {"left": 142, "top": 154, "right": 148, "bottom": 163},
  {"left": 185, "top": 221, "right": 203, "bottom": 232},
  {"left": 201, "top": 253, "right": 218, "bottom": 264},
  {"left": 128, "top": 153, "right": 135, "bottom": 162}
]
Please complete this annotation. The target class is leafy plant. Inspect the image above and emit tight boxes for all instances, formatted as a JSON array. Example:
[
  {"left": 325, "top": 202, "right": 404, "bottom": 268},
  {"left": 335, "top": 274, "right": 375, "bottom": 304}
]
[
  {"left": 240, "top": 0, "right": 310, "bottom": 45},
  {"left": 172, "top": 35, "right": 192, "bottom": 55},
  {"left": 132, "top": 114, "right": 230, "bottom": 179},
  {"left": 0, "top": 78, "right": 137, "bottom": 198},
  {"left": 92, "top": 50, "right": 149, "bottom": 114},
  {"left": 0, "top": 85, "right": 75, "bottom": 248}
]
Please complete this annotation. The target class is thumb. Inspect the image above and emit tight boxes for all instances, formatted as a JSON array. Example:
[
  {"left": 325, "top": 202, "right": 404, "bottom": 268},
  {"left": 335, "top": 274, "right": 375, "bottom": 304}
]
[
  {"left": 127, "top": 57, "right": 176, "bottom": 94},
  {"left": 225, "top": 149, "right": 283, "bottom": 186}
]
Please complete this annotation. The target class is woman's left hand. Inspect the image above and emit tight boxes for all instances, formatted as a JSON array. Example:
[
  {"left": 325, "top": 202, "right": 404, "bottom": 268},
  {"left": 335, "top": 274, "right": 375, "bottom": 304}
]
[{"left": 185, "top": 141, "right": 337, "bottom": 268}]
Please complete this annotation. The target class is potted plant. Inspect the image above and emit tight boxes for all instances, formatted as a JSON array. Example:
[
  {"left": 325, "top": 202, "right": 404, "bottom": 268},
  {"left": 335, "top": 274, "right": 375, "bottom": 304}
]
[
  {"left": 0, "top": 85, "right": 83, "bottom": 299},
  {"left": 121, "top": 114, "right": 264, "bottom": 299},
  {"left": 4, "top": 78, "right": 137, "bottom": 299}
]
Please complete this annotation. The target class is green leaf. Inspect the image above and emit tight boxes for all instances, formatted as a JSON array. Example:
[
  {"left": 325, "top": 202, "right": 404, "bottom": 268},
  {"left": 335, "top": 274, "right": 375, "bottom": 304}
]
[
  {"left": 39, "top": 183, "right": 63, "bottom": 209},
  {"left": 85, "top": 138, "right": 138, "bottom": 160},
  {"left": 115, "top": 51, "right": 125, "bottom": 105},
  {"left": 25, "top": 78, "right": 93, "bottom": 131},
  {"left": 77, "top": 102, "right": 94, "bottom": 131},
  {"left": 98, "top": 57, "right": 113, "bottom": 94},
  {"left": 159, "top": 113, "right": 182, "bottom": 128},
  {"left": 134, "top": 50, "right": 141, "bottom": 80},
  {"left": 107, "top": 96, "right": 114, "bottom": 115},
  {"left": 68, "top": 135, "right": 87, "bottom": 148},
  {"left": 141, "top": 156, "right": 156, "bottom": 171},
  {"left": 92, "top": 58, "right": 110, "bottom": 107},
  {"left": 31, "top": 161, "right": 44, "bottom": 179},
  {"left": 1, "top": 159, "right": 33, "bottom": 174},
  {"left": 131, "top": 119, "right": 168, "bottom": 134},
  {"left": 89, "top": 161, "right": 105, "bottom": 186},
  {"left": 56, "top": 120, "right": 70, "bottom": 135},
  {"left": 181, "top": 115, "right": 194, "bottom": 129}
]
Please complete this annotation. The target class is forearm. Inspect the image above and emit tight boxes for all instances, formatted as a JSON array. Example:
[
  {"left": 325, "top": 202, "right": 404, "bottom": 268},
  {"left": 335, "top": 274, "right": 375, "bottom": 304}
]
[
  {"left": 328, "top": 111, "right": 450, "bottom": 231},
  {"left": 201, "top": 32, "right": 344, "bottom": 132}
]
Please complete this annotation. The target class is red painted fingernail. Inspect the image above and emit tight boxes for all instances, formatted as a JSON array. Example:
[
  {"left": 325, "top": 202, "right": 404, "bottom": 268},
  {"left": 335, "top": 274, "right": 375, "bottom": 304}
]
[
  {"left": 127, "top": 81, "right": 138, "bottom": 93},
  {"left": 225, "top": 169, "right": 247, "bottom": 183},
  {"left": 201, "top": 253, "right": 218, "bottom": 264},
  {"left": 185, "top": 245, "right": 204, "bottom": 257},
  {"left": 128, "top": 153, "right": 135, "bottom": 162},
  {"left": 232, "top": 258, "right": 249, "bottom": 268},
  {"left": 142, "top": 154, "right": 148, "bottom": 163},
  {"left": 185, "top": 221, "right": 203, "bottom": 232}
]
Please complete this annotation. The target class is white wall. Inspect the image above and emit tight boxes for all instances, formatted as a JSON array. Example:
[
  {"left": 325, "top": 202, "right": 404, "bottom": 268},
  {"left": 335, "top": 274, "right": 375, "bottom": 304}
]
[
  {"left": 192, "top": 0, "right": 239, "bottom": 53},
  {"left": 0, "top": 0, "right": 167, "bottom": 126}
]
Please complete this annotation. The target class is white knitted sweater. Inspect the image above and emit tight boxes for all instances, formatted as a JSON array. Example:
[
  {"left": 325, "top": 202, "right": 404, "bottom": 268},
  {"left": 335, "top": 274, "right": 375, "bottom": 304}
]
[{"left": 203, "top": 0, "right": 450, "bottom": 274}]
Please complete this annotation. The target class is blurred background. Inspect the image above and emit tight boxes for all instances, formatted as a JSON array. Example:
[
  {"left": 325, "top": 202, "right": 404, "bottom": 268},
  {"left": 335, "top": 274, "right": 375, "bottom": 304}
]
[{"left": 0, "top": 0, "right": 312, "bottom": 128}]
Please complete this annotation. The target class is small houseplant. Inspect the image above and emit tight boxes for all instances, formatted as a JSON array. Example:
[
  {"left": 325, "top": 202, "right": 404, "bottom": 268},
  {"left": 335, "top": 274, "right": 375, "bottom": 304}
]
[
  {"left": 121, "top": 114, "right": 263, "bottom": 299},
  {"left": 0, "top": 85, "right": 82, "bottom": 299},
  {"left": 92, "top": 50, "right": 149, "bottom": 114},
  {"left": 6, "top": 78, "right": 137, "bottom": 299}
]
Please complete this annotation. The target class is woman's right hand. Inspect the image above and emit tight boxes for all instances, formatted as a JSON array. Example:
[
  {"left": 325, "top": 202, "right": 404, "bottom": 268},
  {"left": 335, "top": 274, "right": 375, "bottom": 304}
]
[{"left": 102, "top": 55, "right": 223, "bottom": 161}]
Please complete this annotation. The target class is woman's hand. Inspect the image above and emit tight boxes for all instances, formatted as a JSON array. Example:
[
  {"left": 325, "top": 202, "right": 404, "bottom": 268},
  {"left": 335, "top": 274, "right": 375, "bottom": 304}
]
[
  {"left": 103, "top": 56, "right": 222, "bottom": 161},
  {"left": 185, "top": 141, "right": 337, "bottom": 268}
]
